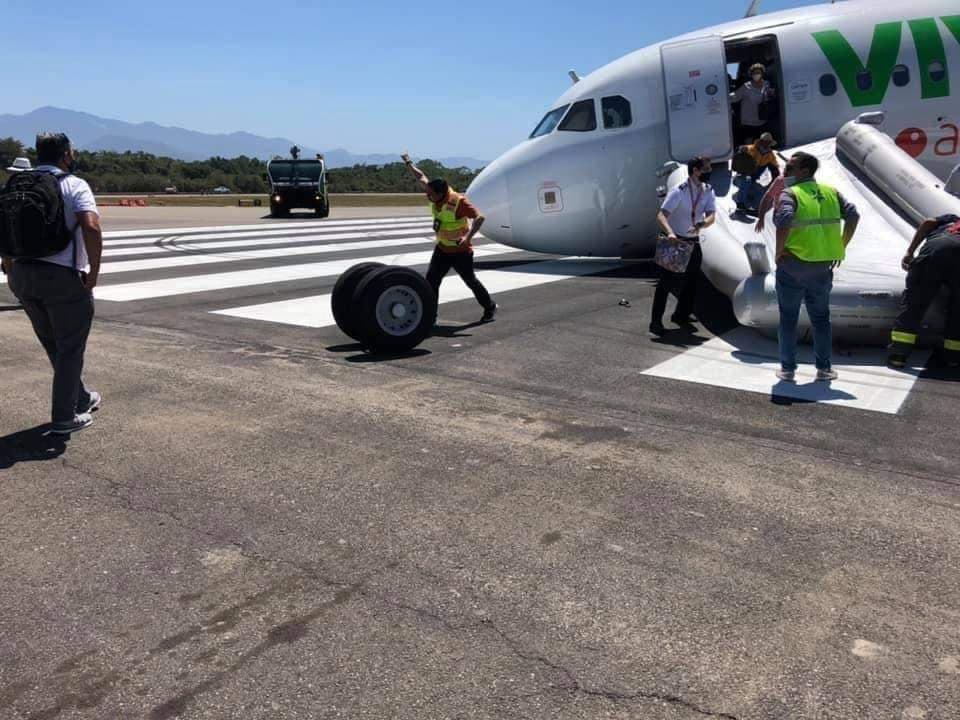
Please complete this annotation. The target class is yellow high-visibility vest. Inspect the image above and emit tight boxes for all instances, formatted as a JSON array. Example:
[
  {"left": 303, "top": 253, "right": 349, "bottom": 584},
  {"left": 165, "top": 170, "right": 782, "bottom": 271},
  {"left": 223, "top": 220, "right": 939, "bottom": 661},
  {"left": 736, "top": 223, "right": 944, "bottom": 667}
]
[
  {"left": 431, "top": 190, "right": 469, "bottom": 247},
  {"left": 785, "top": 181, "right": 845, "bottom": 262}
]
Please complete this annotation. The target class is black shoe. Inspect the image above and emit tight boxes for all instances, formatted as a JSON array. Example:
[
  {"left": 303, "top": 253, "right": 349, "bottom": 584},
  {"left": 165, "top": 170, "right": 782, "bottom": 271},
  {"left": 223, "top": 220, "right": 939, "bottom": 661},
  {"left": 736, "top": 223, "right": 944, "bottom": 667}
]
[
  {"left": 887, "top": 353, "right": 908, "bottom": 369},
  {"left": 481, "top": 303, "right": 498, "bottom": 323},
  {"left": 649, "top": 321, "right": 666, "bottom": 335},
  {"left": 671, "top": 314, "right": 697, "bottom": 327}
]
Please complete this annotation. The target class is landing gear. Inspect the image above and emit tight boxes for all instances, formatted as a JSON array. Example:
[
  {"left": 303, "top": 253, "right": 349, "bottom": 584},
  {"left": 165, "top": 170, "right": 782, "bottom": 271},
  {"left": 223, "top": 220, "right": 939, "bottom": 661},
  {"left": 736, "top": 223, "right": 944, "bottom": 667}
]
[{"left": 331, "top": 264, "right": 438, "bottom": 353}]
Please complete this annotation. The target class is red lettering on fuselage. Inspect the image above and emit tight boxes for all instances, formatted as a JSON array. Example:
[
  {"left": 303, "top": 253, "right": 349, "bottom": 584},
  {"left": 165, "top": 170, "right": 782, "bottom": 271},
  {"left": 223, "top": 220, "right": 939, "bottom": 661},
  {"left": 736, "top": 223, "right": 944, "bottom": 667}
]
[{"left": 935, "top": 123, "right": 959, "bottom": 157}]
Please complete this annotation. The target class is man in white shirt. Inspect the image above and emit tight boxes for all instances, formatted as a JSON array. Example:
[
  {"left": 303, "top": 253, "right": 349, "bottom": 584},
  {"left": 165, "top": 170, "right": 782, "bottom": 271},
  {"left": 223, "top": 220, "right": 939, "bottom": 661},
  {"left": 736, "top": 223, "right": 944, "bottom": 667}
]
[
  {"left": 946, "top": 162, "right": 960, "bottom": 198},
  {"left": 3, "top": 133, "right": 104, "bottom": 434},
  {"left": 650, "top": 156, "right": 717, "bottom": 334}
]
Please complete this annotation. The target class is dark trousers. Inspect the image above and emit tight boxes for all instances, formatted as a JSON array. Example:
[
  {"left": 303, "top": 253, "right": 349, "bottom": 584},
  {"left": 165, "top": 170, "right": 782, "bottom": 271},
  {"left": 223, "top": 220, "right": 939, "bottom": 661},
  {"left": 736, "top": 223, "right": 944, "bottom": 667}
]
[
  {"left": 651, "top": 242, "right": 702, "bottom": 323},
  {"left": 425, "top": 248, "right": 493, "bottom": 310},
  {"left": 8, "top": 262, "right": 95, "bottom": 423},
  {"left": 891, "top": 254, "right": 960, "bottom": 358}
]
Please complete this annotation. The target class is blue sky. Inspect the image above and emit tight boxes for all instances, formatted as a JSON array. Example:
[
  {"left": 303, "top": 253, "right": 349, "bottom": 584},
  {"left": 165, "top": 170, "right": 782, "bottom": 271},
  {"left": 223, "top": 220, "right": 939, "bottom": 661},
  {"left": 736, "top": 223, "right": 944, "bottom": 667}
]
[{"left": 4, "top": 0, "right": 819, "bottom": 160}]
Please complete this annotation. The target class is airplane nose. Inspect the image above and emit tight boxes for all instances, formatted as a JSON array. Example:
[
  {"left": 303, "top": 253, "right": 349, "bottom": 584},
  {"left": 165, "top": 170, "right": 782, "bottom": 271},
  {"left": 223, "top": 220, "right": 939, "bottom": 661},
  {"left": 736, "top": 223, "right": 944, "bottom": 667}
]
[{"left": 466, "top": 165, "right": 512, "bottom": 244}]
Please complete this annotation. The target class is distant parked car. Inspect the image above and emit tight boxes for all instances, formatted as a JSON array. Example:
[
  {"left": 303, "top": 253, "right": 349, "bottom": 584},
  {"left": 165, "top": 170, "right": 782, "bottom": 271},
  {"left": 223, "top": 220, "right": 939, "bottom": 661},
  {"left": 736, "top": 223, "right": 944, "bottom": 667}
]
[
  {"left": 164, "top": 186, "right": 178, "bottom": 194},
  {"left": 212, "top": 186, "right": 232, "bottom": 194}
]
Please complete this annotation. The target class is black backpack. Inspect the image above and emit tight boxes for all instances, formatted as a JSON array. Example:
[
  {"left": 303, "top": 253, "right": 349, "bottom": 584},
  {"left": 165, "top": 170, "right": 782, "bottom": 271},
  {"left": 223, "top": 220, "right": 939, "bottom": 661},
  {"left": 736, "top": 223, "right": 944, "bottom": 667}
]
[{"left": 0, "top": 171, "right": 73, "bottom": 260}]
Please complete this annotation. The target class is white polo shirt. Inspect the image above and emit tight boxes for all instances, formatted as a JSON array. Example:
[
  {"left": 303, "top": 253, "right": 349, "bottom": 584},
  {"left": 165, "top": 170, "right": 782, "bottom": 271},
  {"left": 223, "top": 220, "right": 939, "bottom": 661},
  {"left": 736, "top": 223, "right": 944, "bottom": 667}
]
[
  {"left": 946, "top": 163, "right": 960, "bottom": 198},
  {"left": 661, "top": 180, "right": 717, "bottom": 239},
  {"left": 33, "top": 165, "right": 99, "bottom": 272}
]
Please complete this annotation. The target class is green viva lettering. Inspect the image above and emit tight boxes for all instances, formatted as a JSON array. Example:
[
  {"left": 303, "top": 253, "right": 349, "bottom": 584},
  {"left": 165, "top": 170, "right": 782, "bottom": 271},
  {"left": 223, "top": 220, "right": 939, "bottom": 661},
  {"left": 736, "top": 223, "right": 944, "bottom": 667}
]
[{"left": 813, "top": 16, "right": 959, "bottom": 107}]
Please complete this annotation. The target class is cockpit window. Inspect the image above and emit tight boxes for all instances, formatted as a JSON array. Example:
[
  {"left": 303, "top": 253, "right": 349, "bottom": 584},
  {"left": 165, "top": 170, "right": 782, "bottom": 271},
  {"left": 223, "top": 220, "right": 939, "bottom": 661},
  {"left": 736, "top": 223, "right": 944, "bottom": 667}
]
[
  {"left": 601, "top": 96, "right": 632, "bottom": 129},
  {"left": 558, "top": 99, "right": 597, "bottom": 132},
  {"left": 530, "top": 105, "right": 570, "bottom": 138}
]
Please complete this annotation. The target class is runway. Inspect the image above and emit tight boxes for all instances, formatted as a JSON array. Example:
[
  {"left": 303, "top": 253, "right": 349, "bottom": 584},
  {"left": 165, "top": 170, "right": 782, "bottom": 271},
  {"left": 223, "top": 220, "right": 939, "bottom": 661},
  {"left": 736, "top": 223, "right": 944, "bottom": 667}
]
[{"left": 2, "top": 208, "right": 960, "bottom": 720}]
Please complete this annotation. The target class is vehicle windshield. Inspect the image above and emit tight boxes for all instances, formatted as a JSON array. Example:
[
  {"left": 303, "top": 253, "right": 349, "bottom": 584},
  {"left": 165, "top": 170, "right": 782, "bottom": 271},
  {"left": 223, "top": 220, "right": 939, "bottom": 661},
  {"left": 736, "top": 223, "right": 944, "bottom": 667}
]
[
  {"left": 269, "top": 160, "right": 323, "bottom": 183},
  {"left": 529, "top": 105, "right": 570, "bottom": 139}
]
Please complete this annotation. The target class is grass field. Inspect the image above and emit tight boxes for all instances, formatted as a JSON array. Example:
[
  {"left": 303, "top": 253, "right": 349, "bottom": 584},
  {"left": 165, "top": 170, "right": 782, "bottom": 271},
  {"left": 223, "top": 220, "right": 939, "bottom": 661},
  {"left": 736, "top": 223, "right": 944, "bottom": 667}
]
[{"left": 99, "top": 193, "right": 426, "bottom": 208}]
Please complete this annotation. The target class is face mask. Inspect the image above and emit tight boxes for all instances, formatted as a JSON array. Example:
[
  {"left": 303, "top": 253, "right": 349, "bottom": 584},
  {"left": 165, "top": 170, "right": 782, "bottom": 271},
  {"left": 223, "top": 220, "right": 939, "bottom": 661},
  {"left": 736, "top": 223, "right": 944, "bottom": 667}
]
[
  {"left": 752, "top": 74, "right": 763, "bottom": 82},
  {"left": 785, "top": 176, "right": 799, "bottom": 188},
  {"left": 66, "top": 154, "right": 78, "bottom": 173},
  {"left": 699, "top": 171, "right": 712, "bottom": 184}
]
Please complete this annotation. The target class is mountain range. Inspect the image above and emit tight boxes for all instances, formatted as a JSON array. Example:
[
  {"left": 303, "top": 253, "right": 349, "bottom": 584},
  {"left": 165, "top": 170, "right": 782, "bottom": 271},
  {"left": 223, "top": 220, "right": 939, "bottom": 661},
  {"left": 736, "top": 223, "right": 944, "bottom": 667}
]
[{"left": 0, "top": 107, "right": 488, "bottom": 169}]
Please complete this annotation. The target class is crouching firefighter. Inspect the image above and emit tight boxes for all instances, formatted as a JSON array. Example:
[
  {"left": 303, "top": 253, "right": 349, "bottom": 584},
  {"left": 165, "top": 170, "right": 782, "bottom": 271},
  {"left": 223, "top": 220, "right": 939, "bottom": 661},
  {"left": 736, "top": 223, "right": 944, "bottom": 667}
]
[
  {"left": 888, "top": 214, "right": 960, "bottom": 368},
  {"left": 402, "top": 154, "right": 497, "bottom": 323}
]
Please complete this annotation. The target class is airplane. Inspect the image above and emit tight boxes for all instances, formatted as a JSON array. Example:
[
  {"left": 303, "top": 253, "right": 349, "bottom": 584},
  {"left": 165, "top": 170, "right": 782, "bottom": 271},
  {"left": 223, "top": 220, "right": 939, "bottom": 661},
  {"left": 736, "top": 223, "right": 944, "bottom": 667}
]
[{"left": 467, "top": 0, "right": 960, "bottom": 341}]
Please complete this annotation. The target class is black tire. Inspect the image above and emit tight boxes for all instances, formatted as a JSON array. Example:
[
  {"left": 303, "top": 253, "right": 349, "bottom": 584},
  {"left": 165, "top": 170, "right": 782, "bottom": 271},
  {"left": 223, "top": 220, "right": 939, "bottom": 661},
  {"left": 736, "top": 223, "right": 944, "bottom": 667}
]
[
  {"left": 352, "top": 266, "right": 437, "bottom": 353},
  {"left": 331, "top": 262, "right": 386, "bottom": 341},
  {"left": 270, "top": 203, "right": 288, "bottom": 218},
  {"left": 315, "top": 203, "right": 330, "bottom": 218}
]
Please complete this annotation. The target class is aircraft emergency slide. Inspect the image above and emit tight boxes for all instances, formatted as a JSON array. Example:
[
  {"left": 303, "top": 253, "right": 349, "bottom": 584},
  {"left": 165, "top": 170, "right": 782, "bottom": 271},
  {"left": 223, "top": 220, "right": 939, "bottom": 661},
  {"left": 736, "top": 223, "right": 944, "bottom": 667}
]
[{"left": 689, "top": 117, "right": 960, "bottom": 343}]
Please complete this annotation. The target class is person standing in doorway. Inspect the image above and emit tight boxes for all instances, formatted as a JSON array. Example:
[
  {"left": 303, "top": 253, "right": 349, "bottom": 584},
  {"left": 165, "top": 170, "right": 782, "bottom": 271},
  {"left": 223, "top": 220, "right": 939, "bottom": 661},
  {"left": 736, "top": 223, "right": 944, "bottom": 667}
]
[
  {"left": 730, "top": 63, "right": 775, "bottom": 144},
  {"left": 402, "top": 154, "right": 497, "bottom": 323},
  {"left": 650, "top": 156, "right": 717, "bottom": 334},
  {"left": 4, "top": 133, "right": 103, "bottom": 434},
  {"left": 773, "top": 152, "right": 859, "bottom": 382}
]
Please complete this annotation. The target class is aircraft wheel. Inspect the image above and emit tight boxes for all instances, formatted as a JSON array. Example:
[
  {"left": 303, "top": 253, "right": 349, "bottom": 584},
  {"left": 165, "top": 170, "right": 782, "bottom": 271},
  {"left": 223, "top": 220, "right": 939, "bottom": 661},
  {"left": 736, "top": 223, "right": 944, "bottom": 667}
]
[
  {"left": 352, "top": 266, "right": 437, "bottom": 353},
  {"left": 331, "top": 262, "right": 385, "bottom": 341}
]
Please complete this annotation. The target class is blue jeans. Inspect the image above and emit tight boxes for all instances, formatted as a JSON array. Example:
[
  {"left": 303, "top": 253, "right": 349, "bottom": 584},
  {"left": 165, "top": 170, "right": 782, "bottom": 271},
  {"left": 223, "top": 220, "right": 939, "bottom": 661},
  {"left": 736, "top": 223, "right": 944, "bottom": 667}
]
[{"left": 776, "top": 257, "right": 834, "bottom": 371}]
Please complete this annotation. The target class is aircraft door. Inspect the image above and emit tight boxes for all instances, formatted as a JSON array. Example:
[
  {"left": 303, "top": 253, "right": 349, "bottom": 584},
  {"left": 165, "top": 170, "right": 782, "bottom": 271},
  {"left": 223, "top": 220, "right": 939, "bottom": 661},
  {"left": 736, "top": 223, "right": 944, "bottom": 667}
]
[{"left": 661, "top": 35, "right": 732, "bottom": 162}]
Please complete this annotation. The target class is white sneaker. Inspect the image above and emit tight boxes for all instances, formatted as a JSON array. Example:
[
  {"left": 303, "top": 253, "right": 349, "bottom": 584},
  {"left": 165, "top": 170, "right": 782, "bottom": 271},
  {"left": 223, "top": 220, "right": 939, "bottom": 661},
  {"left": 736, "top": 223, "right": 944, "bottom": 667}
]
[
  {"left": 816, "top": 368, "right": 839, "bottom": 382},
  {"left": 776, "top": 368, "right": 796, "bottom": 382},
  {"left": 78, "top": 391, "right": 102, "bottom": 414},
  {"left": 49, "top": 413, "right": 94, "bottom": 435}
]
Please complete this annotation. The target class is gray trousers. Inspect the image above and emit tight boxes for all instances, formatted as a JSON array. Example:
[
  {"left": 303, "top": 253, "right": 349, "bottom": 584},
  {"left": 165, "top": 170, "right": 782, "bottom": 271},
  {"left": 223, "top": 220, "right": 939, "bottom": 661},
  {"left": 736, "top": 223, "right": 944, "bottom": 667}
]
[{"left": 8, "top": 262, "right": 94, "bottom": 423}]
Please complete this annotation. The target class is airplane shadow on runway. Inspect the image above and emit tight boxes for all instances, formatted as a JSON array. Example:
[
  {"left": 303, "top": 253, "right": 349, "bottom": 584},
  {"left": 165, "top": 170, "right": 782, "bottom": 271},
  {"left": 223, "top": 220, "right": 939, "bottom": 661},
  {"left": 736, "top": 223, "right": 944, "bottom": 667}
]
[{"left": 0, "top": 425, "right": 68, "bottom": 469}]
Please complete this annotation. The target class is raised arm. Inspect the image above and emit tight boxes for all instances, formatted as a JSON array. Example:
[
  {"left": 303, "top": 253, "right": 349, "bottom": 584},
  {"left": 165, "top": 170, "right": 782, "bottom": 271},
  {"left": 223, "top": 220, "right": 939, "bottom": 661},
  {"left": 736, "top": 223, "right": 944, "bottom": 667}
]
[
  {"left": 902, "top": 219, "right": 938, "bottom": 271},
  {"left": 402, "top": 153, "right": 429, "bottom": 190}
]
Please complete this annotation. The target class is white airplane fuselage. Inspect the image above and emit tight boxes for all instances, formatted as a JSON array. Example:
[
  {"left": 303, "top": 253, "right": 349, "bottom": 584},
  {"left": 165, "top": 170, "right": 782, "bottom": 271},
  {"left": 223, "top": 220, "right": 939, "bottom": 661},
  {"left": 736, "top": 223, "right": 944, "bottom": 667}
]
[{"left": 468, "top": 0, "right": 960, "bottom": 258}]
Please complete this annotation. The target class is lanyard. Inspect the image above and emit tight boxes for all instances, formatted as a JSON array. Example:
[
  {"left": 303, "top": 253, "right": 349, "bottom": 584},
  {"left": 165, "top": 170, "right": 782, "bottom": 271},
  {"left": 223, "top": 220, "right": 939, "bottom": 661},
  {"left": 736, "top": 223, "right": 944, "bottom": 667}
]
[{"left": 688, "top": 182, "right": 703, "bottom": 228}]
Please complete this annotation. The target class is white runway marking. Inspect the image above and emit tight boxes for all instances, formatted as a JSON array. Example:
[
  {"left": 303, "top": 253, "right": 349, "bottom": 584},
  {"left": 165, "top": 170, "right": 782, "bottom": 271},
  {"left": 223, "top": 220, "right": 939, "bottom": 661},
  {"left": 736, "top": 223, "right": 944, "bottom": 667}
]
[
  {"left": 94, "top": 244, "right": 516, "bottom": 301},
  {"left": 643, "top": 327, "right": 927, "bottom": 415},
  {"left": 103, "top": 215, "right": 430, "bottom": 240},
  {"left": 100, "top": 234, "right": 434, "bottom": 273},
  {"left": 103, "top": 219, "right": 432, "bottom": 248},
  {"left": 212, "top": 259, "right": 622, "bottom": 328}
]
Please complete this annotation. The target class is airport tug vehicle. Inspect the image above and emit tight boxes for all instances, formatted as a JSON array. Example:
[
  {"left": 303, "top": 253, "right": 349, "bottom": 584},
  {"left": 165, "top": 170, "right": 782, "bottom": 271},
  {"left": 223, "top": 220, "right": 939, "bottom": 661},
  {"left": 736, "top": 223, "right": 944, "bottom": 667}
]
[
  {"left": 267, "top": 146, "right": 330, "bottom": 218},
  {"left": 332, "top": 263, "right": 438, "bottom": 353}
]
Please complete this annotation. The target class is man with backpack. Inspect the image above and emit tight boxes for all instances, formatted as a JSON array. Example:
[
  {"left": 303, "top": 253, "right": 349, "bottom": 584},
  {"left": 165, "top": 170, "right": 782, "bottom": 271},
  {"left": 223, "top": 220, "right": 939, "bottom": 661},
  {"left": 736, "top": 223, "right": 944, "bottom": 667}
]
[{"left": 0, "top": 133, "right": 103, "bottom": 434}]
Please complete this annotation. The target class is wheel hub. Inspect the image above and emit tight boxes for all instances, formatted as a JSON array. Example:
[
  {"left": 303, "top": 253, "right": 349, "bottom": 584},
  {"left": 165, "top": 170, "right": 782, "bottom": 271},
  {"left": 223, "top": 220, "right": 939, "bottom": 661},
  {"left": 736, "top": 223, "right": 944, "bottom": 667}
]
[{"left": 375, "top": 285, "right": 422, "bottom": 336}]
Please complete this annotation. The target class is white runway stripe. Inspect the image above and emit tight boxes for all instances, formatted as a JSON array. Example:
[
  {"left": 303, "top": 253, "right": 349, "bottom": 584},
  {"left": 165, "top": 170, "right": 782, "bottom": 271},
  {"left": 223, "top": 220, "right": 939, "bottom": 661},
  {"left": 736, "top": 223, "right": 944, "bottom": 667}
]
[
  {"left": 94, "top": 244, "right": 516, "bottom": 302},
  {"left": 103, "top": 219, "right": 432, "bottom": 248},
  {"left": 103, "top": 215, "right": 430, "bottom": 240},
  {"left": 642, "top": 327, "right": 927, "bottom": 415},
  {"left": 212, "top": 259, "right": 621, "bottom": 328},
  {"left": 100, "top": 231, "right": 436, "bottom": 275}
]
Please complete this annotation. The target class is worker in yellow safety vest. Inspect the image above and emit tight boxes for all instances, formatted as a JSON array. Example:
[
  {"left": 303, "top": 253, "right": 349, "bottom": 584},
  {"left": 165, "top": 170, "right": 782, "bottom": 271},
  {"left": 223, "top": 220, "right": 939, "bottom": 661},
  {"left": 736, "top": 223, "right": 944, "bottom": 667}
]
[
  {"left": 772, "top": 151, "right": 860, "bottom": 383},
  {"left": 403, "top": 154, "right": 497, "bottom": 323}
]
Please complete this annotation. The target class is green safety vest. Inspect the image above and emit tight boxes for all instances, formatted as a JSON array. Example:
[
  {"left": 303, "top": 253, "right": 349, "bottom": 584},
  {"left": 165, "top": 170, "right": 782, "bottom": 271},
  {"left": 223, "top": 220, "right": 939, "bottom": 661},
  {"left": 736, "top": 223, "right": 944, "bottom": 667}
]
[
  {"left": 785, "top": 181, "right": 846, "bottom": 262},
  {"left": 431, "top": 190, "right": 469, "bottom": 248}
]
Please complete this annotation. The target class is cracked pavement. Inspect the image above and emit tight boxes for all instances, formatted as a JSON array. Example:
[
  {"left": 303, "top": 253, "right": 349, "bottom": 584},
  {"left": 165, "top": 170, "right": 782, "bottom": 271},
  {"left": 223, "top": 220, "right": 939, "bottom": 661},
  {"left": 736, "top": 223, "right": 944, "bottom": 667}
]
[{"left": 2, "top": 260, "right": 960, "bottom": 719}]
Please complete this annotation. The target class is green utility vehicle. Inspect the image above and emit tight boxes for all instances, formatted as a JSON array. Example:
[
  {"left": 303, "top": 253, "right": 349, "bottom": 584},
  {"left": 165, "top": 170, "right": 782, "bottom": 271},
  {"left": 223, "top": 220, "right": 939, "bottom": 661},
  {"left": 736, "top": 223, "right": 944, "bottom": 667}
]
[{"left": 267, "top": 146, "right": 329, "bottom": 218}]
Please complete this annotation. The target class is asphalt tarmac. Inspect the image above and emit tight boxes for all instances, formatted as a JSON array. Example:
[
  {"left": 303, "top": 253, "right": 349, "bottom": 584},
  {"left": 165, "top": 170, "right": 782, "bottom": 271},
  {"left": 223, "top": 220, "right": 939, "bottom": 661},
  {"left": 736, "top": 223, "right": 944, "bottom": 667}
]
[{"left": 2, "top": 207, "right": 959, "bottom": 720}]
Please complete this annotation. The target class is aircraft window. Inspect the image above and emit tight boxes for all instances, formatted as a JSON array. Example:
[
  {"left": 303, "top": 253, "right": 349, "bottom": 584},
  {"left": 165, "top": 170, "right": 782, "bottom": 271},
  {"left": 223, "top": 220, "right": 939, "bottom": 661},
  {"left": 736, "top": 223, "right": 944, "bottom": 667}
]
[
  {"left": 892, "top": 65, "right": 910, "bottom": 87},
  {"left": 856, "top": 70, "right": 873, "bottom": 91},
  {"left": 929, "top": 61, "right": 946, "bottom": 83},
  {"left": 819, "top": 74, "right": 837, "bottom": 96},
  {"left": 558, "top": 99, "right": 598, "bottom": 132},
  {"left": 601, "top": 96, "right": 633, "bottom": 129},
  {"left": 530, "top": 105, "right": 570, "bottom": 139}
]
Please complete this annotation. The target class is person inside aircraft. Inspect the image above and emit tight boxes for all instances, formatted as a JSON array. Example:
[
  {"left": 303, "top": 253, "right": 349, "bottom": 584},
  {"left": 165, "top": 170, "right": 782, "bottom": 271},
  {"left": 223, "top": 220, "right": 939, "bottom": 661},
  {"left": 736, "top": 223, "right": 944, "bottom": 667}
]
[
  {"left": 730, "top": 63, "right": 775, "bottom": 145},
  {"left": 650, "top": 156, "right": 717, "bottom": 335},
  {"left": 402, "top": 154, "right": 498, "bottom": 323},
  {"left": 888, "top": 214, "right": 960, "bottom": 369},
  {"left": 736, "top": 132, "right": 781, "bottom": 213}
]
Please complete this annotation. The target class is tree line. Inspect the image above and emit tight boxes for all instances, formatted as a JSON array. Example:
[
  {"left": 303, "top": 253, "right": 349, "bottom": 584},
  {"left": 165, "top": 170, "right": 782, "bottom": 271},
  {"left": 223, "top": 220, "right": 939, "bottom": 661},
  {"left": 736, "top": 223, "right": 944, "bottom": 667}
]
[{"left": 0, "top": 137, "right": 481, "bottom": 193}]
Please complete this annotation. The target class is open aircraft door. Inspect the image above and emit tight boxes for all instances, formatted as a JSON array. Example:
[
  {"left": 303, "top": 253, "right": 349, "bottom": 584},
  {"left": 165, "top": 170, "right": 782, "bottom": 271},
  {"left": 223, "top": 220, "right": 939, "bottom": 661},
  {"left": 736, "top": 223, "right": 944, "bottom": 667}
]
[{"left": 661, "top": 36, "right": 732, "bottom": 162}]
